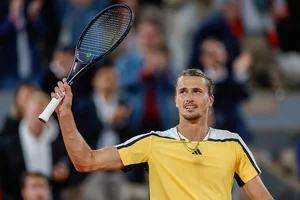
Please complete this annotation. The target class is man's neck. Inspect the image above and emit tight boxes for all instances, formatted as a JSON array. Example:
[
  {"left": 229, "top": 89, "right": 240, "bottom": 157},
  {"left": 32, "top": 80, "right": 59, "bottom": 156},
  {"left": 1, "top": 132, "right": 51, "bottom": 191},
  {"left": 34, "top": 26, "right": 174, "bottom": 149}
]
[{"left": 177, "top": 119, "right": 209, "bottom": 141}]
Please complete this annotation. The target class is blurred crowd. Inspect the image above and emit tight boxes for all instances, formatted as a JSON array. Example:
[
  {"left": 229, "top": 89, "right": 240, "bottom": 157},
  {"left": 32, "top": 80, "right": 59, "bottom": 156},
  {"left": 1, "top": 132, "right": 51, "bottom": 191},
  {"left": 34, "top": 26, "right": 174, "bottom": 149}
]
[{"left": 1, "top": 0, "right": 300, "bottom": 200}]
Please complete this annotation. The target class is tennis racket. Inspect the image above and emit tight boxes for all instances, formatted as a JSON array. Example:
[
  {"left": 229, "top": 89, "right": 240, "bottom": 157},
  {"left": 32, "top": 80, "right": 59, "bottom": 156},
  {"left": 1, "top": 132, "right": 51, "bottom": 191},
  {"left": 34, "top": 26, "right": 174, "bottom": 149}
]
[{"left": 38, "top": 4, "right": 134, "bottom": 123}]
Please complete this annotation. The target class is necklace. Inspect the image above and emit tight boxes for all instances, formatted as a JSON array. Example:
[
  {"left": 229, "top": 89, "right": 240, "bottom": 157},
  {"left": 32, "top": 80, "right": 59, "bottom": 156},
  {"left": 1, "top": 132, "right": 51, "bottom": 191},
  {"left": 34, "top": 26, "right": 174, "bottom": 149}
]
[{"left": 176, "top": 127, "right": 210, "bottom": 152}]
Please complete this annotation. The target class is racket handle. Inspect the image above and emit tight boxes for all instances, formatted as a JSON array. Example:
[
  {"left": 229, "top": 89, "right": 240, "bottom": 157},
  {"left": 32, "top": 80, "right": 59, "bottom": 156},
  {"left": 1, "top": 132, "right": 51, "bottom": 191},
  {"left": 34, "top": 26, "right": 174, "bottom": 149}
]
[{"left": 38, "top": 96, "right": 63, "bottom": 123}]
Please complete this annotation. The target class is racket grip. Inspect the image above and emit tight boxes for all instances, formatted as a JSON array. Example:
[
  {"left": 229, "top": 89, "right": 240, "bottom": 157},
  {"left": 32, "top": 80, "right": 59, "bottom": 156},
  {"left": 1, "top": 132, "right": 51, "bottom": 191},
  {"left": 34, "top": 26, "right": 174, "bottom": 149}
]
[{"left": 38, "top": 96, "right": 63, "bottom": 123}]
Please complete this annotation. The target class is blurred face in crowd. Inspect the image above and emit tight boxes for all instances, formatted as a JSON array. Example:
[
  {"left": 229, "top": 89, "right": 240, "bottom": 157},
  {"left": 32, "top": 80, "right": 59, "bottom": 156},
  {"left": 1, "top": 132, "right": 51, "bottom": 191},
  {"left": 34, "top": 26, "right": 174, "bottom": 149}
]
[
  {"left": 24, "top": 92, "right": 49, "bottom": 137},
  {"left": 138, "top": 21, "right": 163, "bottom": 51},
  {"left": 200, "top": 39, "right": 228, "bottom": 69},
  {"left": 93, "top": 66, "right": 118, "bottom": 94},
  {"left": 51, "top": 49, "right": 74, "bottom": 78},
  {"left": 21, "top": 175, "right": 50, "bottom": 200},
  {"left": 15, "top": 84, "right": 36, "bottom": 119},
  {"left": 175, "top": 76, "right": 214, "bottom": 122}
]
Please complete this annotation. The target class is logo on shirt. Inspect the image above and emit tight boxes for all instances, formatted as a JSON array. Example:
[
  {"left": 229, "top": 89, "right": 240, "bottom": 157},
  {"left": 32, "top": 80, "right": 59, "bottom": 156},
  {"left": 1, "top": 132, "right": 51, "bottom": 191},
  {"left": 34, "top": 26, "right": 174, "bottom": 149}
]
[{"left": 192, "top": 149, "right": 202, "bottom": 155}]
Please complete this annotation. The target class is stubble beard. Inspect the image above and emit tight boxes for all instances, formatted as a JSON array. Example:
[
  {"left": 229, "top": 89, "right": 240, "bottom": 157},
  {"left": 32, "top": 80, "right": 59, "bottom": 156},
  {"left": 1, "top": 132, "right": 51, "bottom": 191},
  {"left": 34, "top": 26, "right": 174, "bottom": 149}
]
[{"left": 182, "top": 112, "right": 201, "bottom": 121}]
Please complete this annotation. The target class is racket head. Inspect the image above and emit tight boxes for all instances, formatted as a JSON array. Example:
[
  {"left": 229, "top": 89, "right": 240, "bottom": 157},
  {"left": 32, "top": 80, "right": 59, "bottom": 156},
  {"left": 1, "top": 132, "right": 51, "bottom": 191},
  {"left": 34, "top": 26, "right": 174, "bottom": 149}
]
[{"left": 75, "top": 4, "right": 134, "bottom": 66}]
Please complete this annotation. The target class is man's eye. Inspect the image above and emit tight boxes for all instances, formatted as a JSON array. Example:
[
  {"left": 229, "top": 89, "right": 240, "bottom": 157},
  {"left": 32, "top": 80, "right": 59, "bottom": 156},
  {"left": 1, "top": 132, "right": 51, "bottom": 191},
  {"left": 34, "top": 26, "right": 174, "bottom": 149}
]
[{"left": 180, "top": 91, "right": 186, "bottom": 94}]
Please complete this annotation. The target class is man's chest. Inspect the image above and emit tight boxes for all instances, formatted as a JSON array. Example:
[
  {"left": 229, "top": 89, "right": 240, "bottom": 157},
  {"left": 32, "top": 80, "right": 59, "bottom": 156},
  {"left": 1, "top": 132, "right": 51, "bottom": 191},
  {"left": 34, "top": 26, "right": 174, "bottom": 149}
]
[{"left": 149, "top": 141, "right": 236, "bottom": 179}]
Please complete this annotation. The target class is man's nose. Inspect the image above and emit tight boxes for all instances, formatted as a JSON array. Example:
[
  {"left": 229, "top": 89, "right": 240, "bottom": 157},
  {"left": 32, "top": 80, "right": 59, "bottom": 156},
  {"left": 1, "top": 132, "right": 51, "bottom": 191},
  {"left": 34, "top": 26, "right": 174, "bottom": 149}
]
[{"left": 185, "top": 93, "right": 194, "bottom": 101}]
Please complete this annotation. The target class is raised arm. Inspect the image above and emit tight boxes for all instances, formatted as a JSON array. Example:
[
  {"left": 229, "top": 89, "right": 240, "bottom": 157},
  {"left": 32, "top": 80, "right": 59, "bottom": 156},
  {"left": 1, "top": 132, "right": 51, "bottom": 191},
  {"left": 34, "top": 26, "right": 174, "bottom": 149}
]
[
  {"left": 242, "top": 176, "right": 273, "bottom": 200},
  {"left": 52, "top": 79, "right": 124, "bottom": 172}
]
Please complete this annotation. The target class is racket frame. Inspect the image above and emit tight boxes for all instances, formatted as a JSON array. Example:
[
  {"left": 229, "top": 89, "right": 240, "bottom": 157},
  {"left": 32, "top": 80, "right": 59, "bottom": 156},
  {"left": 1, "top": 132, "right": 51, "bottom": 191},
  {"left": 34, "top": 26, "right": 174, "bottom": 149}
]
[
  {"left": 67, "top": 4, "right": 134, "bottom": 85},
  {"left": 38, "top": 4, "right": 134, "bottom": 123}
]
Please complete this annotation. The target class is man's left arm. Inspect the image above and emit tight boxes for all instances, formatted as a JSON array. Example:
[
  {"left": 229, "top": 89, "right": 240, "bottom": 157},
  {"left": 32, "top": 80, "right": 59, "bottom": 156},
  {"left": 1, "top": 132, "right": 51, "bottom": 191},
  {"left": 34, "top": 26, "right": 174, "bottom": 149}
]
[
  {"left": 235, "top": 135, "right": 274, "bottom": 199},
  {"left": 242, "top": 176, "right": 274, "bottom": 200}
]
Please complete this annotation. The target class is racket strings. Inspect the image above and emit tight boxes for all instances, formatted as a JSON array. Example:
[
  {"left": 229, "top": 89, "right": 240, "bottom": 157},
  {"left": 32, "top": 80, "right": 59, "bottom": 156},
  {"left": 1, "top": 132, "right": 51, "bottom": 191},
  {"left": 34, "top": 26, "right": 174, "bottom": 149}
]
[{"left": 78, "top": 7, "right": 132, "bottom": 63}]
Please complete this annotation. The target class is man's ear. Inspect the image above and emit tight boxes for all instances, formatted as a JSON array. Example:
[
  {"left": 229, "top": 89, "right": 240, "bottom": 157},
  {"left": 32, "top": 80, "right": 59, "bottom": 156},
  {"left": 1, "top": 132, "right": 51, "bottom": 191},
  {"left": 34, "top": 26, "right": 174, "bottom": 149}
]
[
  {"left": 174, "top": 96, "right": 178, "bottom": 108},
  {"left": 209, "top": 95, "right": 214, "bottom": 107}
]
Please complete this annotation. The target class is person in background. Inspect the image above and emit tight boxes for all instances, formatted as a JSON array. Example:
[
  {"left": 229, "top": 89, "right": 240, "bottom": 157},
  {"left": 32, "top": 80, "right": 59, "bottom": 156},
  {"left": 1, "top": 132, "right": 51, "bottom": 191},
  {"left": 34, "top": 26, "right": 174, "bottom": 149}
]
[
  {"left": 21, "top": 172, "right": 51, "bottom": 200},
  {"left": 41, "top": 45, "right": 95, "bottom": 98},
  {"left": 199, "top": 37, "right": 252, "bottom": 143},
  {"left": 0, "top": 0, "right": 44, "bottom": 88},
  {"left": 41, "top": 46, "right": 75, "bottom": 95},
  {"left": 116, "top": 16, "right": 176, "bottom": 134},
  {"left": 188, "top": 0, "right": 242, "bottom": 71},
  {"left": 0, "top": 91, "right": 70, "bottom": 200},
  {"left": 0, "top": 80, "right": 37, "bottom": 136},
  {"left": 81, "top": 61, "right": 131, "bottom": 200}
]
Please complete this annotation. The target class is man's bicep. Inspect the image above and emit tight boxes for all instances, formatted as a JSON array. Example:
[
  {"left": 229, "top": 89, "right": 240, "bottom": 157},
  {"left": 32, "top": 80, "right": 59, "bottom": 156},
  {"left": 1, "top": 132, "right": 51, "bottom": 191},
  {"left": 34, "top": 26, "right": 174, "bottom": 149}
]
[
  {"left": 88, "top": 147, "right": 124, "bottom": 172},
  {"left": 116, "top": 133, "right": 152, "bottom": 166},
  {"left": 86, "top": 133, "right": 152, "bottom": 172},
  {"left": 242, "top": 176, "right": 274, "bottom": 200}
]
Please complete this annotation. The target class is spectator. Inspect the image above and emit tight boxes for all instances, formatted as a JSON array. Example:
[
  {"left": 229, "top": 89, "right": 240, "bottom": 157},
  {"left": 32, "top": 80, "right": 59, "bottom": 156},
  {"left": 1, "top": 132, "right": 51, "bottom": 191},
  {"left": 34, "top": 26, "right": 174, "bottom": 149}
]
[
  {"left": 0, "top": 91, "right": 70, "bottom": 200},
  {"left": 116, "top": 17, "right": 176, "bottom": 134},
  {"left": 198, "top": 37, "right": 252, "bottom": 142},
  {"left": 0, "top": 80, "right": 37, "bottom": 136},
  {"left": 0, "top": 0, "right": 44, "bottom": 88},
  {"left": 188, "top": 0, "right": 242, "bottom": 71},
  {"left": 81, "top": 62, "right": 131, "bottom": 200},
  {"left": 41, "top": 45, "right": 97, "bottom": 98},
  {"left": 21, "top": 172, "right": 50, "bottom": 200},
  {"left": 41, "top": 46, "right": 75, "bottom": 95}
]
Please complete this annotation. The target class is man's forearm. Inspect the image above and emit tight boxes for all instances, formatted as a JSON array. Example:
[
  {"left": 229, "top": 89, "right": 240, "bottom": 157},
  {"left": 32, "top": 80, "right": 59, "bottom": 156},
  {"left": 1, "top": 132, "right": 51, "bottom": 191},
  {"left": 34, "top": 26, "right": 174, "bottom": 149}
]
[{"left": 57, "top": 110, "right": 93, "bottom": 171}]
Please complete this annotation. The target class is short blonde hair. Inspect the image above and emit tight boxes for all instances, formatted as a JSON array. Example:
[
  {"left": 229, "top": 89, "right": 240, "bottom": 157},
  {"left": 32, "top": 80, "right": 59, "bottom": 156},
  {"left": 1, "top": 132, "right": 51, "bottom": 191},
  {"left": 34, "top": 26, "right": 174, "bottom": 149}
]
[{"left": 175, "top": 68, "right": 214, "bottom": 96}]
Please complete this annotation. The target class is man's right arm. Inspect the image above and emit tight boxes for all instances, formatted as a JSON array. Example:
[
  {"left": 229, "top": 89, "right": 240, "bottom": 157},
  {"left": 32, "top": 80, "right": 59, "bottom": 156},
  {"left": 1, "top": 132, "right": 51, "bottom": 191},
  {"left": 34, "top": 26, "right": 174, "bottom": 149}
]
[{"left": 54, "top": 80, "right": 124, "bottom": 172}]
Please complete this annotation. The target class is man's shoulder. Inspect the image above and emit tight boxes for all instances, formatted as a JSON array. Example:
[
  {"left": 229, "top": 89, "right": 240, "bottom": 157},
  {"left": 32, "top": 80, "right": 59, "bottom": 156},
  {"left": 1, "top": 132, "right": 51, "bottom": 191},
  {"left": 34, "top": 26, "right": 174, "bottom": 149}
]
[
  {"left": 208, "top": 128, "right": 240, "bottom": 141},
  {"left": 150, "top": 128, "right": 241, "bottom": 141},
  {"left": 150, "top": 127, "right": 178, "bottom": 140}
]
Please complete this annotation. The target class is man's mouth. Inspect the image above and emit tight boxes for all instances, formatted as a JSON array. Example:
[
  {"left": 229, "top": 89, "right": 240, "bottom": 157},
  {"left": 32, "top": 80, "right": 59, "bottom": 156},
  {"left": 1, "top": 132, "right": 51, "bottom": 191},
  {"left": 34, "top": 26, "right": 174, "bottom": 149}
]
[{"left": 184, "top": 104, "right": 197, "bottom": 110}]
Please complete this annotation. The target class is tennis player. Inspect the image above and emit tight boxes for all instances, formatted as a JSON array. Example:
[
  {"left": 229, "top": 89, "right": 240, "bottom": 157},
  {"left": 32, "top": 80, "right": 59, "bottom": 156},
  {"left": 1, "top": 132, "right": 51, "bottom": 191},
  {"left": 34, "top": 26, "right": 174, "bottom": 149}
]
[{"left": 52, "top": 68, "right": 273, "bottom": 200}]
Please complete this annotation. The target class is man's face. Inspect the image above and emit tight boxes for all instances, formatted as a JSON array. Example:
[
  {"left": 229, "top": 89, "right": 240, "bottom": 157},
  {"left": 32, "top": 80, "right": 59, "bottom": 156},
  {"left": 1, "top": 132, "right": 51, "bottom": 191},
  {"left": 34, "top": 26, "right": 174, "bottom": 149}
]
[
  {"left": 175, "top": 76, "right": 214, "bottom": 122},
  {"left": 22, "top": 176, "right": 50, "bottom": 200}
]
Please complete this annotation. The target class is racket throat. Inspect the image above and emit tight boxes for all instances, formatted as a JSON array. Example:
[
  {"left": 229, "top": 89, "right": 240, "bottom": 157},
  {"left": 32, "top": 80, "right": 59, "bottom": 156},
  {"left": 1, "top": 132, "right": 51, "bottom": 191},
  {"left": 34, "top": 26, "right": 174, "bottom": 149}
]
[{"left": 66, "top": 61, "right": 81, "bottom": 86}]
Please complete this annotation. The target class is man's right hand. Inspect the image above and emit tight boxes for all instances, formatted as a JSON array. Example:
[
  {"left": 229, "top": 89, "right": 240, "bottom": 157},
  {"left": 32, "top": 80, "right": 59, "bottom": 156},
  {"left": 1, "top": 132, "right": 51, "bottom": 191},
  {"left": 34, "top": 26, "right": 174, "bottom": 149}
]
[{"left": 51, "top": 78, "right": 73, "bottom": 117}]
